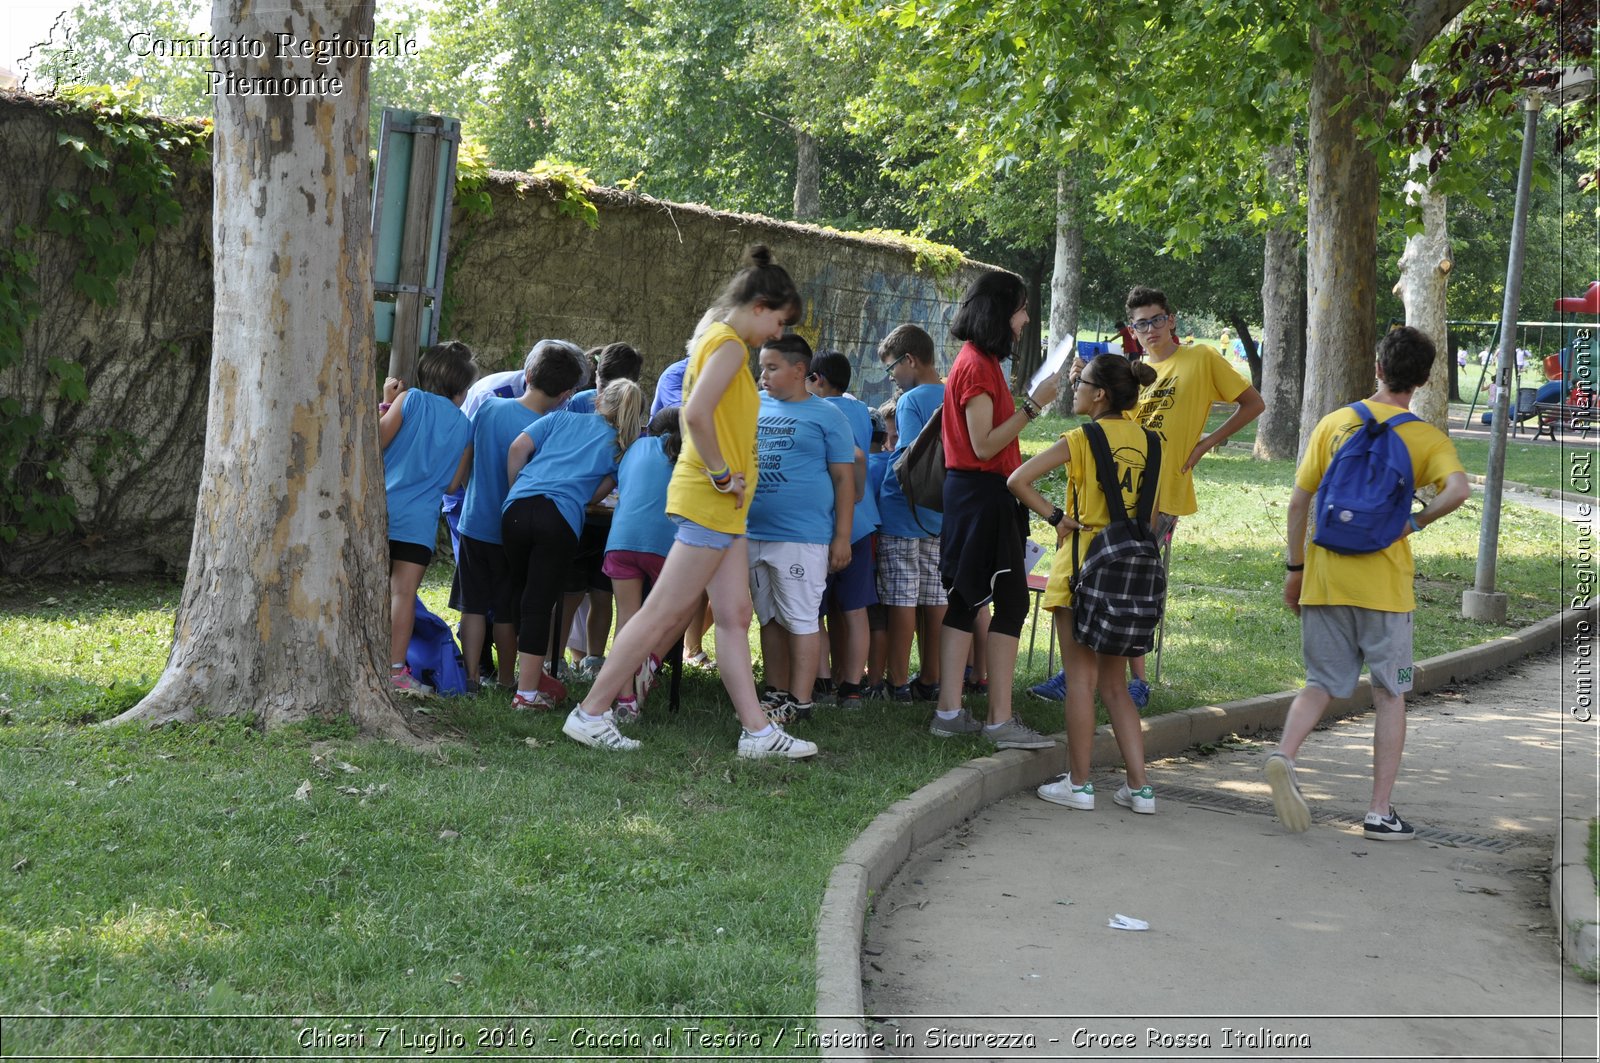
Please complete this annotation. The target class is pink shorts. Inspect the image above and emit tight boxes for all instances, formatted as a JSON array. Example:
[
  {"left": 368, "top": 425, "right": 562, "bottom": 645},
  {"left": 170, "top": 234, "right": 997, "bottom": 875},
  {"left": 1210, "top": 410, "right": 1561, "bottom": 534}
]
[{"left": 602, "top": 549, "right": 666, "bottom": 584}]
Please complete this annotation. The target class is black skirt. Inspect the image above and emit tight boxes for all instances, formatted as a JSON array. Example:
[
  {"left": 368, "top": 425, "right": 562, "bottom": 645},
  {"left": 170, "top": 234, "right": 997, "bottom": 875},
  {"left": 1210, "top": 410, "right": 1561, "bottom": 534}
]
[{"left": 940, "top": 469, "right": 1028, "bottom": 607}]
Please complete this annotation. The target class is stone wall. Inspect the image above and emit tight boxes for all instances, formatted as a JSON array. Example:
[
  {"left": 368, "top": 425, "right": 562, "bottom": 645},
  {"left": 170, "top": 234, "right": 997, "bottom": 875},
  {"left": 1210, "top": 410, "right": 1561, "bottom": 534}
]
[{"left": 0, "top": 91, "right": 994, "bottom": 577}]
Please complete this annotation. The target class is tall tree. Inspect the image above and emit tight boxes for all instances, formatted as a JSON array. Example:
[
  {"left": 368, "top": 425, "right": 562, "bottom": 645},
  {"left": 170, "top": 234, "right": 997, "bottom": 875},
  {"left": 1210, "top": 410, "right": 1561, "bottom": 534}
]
[{"left": 115, "top": 0, "right": 410, "bottom": 738}]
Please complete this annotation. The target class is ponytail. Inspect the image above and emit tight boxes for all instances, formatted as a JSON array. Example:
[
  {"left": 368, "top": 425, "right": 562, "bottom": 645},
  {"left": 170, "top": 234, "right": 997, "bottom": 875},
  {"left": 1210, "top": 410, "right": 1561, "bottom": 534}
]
[{"left": 597, "top": 378, "right": 645, "bottom": 463}]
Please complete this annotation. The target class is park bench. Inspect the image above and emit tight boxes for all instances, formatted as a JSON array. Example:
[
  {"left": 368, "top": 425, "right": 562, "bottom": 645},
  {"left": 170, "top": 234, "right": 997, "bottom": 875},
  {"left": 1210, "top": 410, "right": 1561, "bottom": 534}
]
[{"left": 1532, "top": 400, "right": 1596, "bottom": 441}]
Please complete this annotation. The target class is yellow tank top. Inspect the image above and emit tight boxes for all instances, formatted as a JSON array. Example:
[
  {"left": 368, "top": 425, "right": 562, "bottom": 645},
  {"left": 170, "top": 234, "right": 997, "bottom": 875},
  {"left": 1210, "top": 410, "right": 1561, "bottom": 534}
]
[{"left": 664, "top": 322, "right": 760, "bottom": 535}]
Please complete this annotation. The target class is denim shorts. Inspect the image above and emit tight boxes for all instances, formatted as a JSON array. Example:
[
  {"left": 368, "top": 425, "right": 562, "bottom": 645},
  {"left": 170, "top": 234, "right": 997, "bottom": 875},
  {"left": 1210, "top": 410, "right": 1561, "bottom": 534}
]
[{"left": 671, "top": 514, "right": 740, "bottom": 551}]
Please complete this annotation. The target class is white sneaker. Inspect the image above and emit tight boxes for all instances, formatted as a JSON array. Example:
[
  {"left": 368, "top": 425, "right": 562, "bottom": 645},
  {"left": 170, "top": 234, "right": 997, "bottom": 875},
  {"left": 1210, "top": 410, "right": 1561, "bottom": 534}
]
[
  {"left": 1038, "top": 773, "right": 1094, "bottom": 810},
  {"left": 634, "top": 653, "right": 662, "bottom": 701},
  {"left": 1114, "top": 783, "right": 1156, "bottom": 815},
  {"left": 737, "top": 725, "right": 818, "bottom": 760},
  {"left": 562, "top": 706, "right": 640, "bottom": 751}
]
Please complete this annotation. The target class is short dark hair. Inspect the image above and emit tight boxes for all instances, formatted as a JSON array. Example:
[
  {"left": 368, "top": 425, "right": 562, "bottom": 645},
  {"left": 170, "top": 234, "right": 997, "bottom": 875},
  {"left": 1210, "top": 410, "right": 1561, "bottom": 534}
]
[
  {"left": 878, "top": 324, "right": 935, "bottom": 366},
  {"left": 1377, "top": 325, "right": 1436, "bottom": 392},
  {"left": 590, "top": 342, "right": 643, "bottom": 386},
  {"left": 416, "top": 340, "right": 477, "bottom": 397},
  {"left": 811, "top": 351, "right": 851, "bottom": 391},
  {"left": 1124, "top": 286, "right": 1171, "bottom": 316},
  {"left": 950, "top": 270, "right": 1028, "bottom": 361},
  {"left": 762, "top": 334, "right": 813, "bottom": 368},
  {"left": 527, "top": 339, "right": 586, "bottom": 396}
]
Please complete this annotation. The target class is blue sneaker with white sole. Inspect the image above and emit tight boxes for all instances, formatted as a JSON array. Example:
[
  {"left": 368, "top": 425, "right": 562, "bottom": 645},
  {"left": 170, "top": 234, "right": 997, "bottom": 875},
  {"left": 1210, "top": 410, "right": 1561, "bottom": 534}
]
[{"left": 1029, "top": 669, "right": 1066, "bottom": 701}]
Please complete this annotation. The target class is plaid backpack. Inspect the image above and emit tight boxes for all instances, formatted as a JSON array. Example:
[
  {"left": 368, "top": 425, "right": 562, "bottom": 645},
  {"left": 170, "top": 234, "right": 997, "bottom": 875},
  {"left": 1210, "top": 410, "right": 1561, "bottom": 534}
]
[{"left": 1069, "top": 421, "right": 1165, "bottom": 657}]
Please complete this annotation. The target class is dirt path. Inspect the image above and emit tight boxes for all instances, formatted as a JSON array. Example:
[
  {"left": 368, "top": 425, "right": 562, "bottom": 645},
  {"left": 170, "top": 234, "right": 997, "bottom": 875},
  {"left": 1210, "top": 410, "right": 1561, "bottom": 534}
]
[{"left": 863, "top": 649, "right": 1598, "bottom": 1062}]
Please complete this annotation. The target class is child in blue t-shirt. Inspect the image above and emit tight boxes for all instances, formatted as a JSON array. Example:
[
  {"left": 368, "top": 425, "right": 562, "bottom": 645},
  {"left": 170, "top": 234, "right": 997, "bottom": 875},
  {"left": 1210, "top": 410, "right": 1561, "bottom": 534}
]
[
  {"left": 501, "top": 378, "right": 645, "bottom": 711},
  {"left": 863, "top": 401, "right": 895, "bottom": 697},
  {"left": 602, "top": 406, "right": 683, "bottom": 721},
  {"left": 804, "top": 351, "right": 878, "bottom": 708},
  {"left": 455, "top": 342, "right": 586, "bottom": 691},
  {"left": 379, "top": 341, "right": 477, "bottom": 695},
  {"left": 747, "top": 336, "right": 855, "bottom": 722}
]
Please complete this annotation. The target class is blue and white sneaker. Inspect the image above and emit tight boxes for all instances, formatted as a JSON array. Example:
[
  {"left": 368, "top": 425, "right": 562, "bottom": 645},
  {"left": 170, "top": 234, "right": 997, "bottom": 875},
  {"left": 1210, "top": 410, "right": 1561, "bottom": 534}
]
[
  {"left": 1127, "top": 677, "right": 1151, "bottom": 710},
  {"left": 1029, "top": 669, "right": 1066, "bottom": 701}
]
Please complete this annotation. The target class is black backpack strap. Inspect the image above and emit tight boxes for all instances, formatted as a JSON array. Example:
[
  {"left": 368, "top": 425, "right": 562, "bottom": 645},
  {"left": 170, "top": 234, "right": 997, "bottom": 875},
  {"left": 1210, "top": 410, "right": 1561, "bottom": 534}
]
[
  {"left": 1082, "top": 421, "right": 1130, "bottom": 523},
  {"left": 1134, "top": 428, "right": 1162, "bottom": 526}
]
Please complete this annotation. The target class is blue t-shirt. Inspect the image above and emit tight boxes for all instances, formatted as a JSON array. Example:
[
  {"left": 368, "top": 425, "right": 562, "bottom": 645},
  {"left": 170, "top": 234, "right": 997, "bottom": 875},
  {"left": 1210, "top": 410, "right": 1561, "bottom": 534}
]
[
  {"left": 651, "top": 357, "right": 689, "bottom": 417},
  {"left": 384, "top": 389, "right": 472, "bottom": 549},
  {"left": 459, "top": 397, "right": 545, "bottom": 545},
  {"left": 876, "top": 383, "right": 944, "bottom": 538},
  {"left": 824, "top": 394, "right": 879, "bottom": 543},
  {"left": 462, "top": 368, "right": 524, "bottom": 418},
  {"left": 504, "top": 412, "right": 622, "bottom": 537},
  {"left": 747, "top": 394, "right": 855, "bottom": 544},
  {"left": 563, "top": 388, "right": 597, "bottom": 414},
  {"left": 607, "top": 435, "right": 676, "bottom": 557},
  {"left": 867, "top": 450, "right": 894, "bottom": 512}
]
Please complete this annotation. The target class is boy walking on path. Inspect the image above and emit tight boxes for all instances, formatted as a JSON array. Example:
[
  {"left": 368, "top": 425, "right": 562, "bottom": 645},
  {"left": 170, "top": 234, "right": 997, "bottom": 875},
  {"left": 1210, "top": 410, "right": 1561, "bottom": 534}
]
[{"left": 1266, "top": 325, "right": 1470, "bottom": 840}]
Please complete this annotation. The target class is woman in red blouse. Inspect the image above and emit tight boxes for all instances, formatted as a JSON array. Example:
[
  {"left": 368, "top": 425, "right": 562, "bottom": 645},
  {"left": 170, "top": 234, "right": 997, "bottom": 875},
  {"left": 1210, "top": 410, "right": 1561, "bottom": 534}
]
[{"left": 930, "top": 271, "right": 1061, "bottom": 750}]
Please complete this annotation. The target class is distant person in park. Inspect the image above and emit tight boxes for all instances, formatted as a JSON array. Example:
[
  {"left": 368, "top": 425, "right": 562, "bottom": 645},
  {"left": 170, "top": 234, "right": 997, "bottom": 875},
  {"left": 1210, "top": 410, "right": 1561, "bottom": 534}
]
[
  {"left": 1265, "top": 325, "right": 1470, "bottom": 841},
  {"left": 501, "top": 377, "right": 644, "bottom": 711},
  {"left": 603, "top": 406, "right": 685, "bottom": 722},
  {"left": 1009, "top": 353, "right": 1162, "bottom": 813},
  {"left": 931, "top": 269, "right": 1060, "bottom": 751},
  {"left": 747, "top": 336, "right": 855, "bottom": 723},
  {"left": 563, "top": 245, "right": 819, "bottom": 759},
  {"left": 1114, "top": 320, "right": 1142, "bottom": 359},
  {"left": 874, "top": 324, "right": 947, "bottom": 702},
  {"left": 379, "top": 340, "right": 477, "bottom": 695},
  {"left": 806, "top": 350, "right": 880, "bottom": 709},
  {"left": 863, "top": 404, "right": 895, "bottom": 697},
  {"left": 455, "top": 340, "right": 585, "bottom": 692}
]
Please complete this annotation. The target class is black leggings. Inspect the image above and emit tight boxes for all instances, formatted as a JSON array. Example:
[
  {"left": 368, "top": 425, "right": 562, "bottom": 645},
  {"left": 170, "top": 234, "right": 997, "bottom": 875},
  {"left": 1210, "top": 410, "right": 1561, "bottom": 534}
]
[
  {"left": 943, "top": 570, "right": 1028, "bottom": 637},
  {"left": 502, "top": 495, "right": 579, "bottom": 654}
]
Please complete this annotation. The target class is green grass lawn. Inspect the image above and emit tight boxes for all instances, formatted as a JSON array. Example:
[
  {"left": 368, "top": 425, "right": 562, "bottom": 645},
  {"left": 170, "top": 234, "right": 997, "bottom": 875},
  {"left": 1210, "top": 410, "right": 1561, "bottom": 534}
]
[{"left": 0, "top": 413, "right": 1574, "bottom": 1056}]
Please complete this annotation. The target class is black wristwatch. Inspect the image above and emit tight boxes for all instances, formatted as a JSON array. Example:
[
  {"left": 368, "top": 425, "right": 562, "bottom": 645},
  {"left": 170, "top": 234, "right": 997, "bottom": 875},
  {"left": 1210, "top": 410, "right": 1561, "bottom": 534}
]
[{"left": 1046, "top": 506, "right": 1064, "bottom": 527}]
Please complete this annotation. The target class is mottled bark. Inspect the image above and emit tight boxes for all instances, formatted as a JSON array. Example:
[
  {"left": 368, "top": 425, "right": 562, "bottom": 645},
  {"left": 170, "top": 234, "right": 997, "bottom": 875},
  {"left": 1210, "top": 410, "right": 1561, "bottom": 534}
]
[
  {"left": 1048, "top": 167, "right": 1082, "bottom": 414},
  {"left": 793, "top": 130, "right": 819, "bottom": 222},
  {"left": 1395, "top": 149, "right": 1452, "bottom": 430},
  {"left": 1256, "top": 144, "right": 1306, "bottom": 461},
  {"left": 114, "top": 0, "right": 414, "bottom": 739}
]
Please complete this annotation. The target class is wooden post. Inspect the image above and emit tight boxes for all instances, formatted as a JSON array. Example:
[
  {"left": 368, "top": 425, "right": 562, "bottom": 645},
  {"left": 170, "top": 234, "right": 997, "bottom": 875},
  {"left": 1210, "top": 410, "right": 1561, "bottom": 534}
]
[{"left": 385, "top": 115, "right": 443, "bottom": 384}]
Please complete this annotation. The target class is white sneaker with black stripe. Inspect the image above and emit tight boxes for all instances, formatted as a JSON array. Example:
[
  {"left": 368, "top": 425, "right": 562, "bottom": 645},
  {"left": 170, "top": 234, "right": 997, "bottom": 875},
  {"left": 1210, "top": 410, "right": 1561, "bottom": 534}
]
[
  {"left": 562, "top": 707, "right": 640, "bottom": 751},
  {"left": 737, "top": 725, "right": 818, "bottom": 760}
]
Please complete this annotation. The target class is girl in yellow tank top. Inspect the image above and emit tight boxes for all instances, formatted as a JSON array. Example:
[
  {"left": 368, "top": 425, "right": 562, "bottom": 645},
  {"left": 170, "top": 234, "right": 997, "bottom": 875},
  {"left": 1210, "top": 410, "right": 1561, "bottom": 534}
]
[
  {"left": 1007, "top": 354, "right": 1161, "bottom": 816},
  {"left": 561, "top": 245, "right": 821, "bottom": 762}
]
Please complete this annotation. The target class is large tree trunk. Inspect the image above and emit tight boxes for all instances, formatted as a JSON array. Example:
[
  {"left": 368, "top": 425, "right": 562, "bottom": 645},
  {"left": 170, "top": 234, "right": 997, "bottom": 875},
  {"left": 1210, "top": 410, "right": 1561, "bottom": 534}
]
[
  {"left": 1395, "top": 150, "right": 1452, "bottom": 429},
  {"left": 1300, "top": 7, "right": 1381, "bottom": 453},
  {"left": 793, "top": 130, "right": 820, "bottom": 221},
  {"left": 1256, "top": 143, "right": 1306, "bottom": 461},
  {"left": 113, "top": 0, "right": 414, "bottom": 740},
  {"left": 1299, "top": 0, "right": 1471, "bottom": 452},
  {"left": 1048, "top": 167, "right": 1082, "bottom": 413}
]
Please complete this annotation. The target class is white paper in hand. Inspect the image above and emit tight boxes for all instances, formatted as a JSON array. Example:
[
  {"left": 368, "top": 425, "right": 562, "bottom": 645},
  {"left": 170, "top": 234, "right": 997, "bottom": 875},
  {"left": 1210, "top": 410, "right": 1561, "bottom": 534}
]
[
  {"left": 1023, "top": 538, "right": 1046, "bottom": 574},
  {"left": 1030, "top": 336, "right": 1075, "bottom": 394}
]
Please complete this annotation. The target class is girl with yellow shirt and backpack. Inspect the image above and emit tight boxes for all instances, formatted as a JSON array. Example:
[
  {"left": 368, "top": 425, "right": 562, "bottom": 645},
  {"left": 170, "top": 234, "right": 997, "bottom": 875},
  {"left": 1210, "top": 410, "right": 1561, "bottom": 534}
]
[
  {"left": 562, "top": 246, "right": 819, "bottom": 761},
  {"left": 1008, "top": 354, "right": 1163, "bottom": 815}
]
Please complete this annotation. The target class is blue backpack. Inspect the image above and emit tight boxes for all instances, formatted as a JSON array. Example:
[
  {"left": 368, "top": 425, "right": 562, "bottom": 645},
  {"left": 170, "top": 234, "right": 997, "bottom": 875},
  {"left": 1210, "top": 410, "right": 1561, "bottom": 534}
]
[
  {"left": 1312, "top": 403, "right": 1419, "bottom": 555},
  {"left": 407, "top": 597, "right": 468, "bottom": 695}
]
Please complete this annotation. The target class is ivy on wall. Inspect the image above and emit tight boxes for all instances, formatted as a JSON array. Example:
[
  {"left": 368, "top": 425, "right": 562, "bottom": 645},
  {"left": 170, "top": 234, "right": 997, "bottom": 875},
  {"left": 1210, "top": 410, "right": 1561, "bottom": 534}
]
[{"left": 0, "top": 85, "right": 209, "bottom": 545}]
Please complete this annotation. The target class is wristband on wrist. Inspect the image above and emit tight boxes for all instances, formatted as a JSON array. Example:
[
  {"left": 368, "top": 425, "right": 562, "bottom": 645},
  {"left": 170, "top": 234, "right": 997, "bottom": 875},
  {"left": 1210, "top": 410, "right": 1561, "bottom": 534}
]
[
  {"left": 1285, "top": 563, "right": 1304, "bottom": 572},
  {"left": 378, "top": 401, "right": 392, "bottom": 414},
  {"left": 1408, "top": 513, "right": 1422, "bottom": 534},
  {"left": 1018, "top": 397, "right": 1039, "bottom": 419},
  {"left": 1046, "top": 506, "right": 1064, "bottom": 527}
]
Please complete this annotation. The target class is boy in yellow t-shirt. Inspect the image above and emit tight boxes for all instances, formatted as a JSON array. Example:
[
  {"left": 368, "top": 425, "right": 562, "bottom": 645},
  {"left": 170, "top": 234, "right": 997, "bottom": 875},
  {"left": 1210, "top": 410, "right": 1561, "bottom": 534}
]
[{"left": 1265, "top": 325, "right": 1470, "bottom": 842}]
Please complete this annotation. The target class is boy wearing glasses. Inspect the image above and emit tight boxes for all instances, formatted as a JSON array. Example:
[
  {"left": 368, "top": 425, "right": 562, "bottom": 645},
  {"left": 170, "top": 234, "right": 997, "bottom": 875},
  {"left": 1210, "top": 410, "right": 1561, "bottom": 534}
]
[{"left": 748, "top": 335, "right": 856, "bottom": 722}]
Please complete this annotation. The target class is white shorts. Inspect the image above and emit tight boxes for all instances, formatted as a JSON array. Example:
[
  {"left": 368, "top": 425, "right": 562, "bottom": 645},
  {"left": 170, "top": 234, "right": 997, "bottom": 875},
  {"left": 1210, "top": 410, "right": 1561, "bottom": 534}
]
[{"left": 748, "top": 539, "right": 828, "bottom": 634}]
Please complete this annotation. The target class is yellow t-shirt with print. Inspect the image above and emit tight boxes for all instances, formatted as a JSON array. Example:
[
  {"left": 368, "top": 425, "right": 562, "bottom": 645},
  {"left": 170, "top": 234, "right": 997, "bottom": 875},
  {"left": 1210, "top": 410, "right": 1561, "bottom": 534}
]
[
  {"left": 1128, "top": 343, "right": 1249, "bottom": 517},
  {"left": 1296, "top": 400, "right": 1465, "bottom": 613},
  {"left": 1042, "top": 418, "right": 1159, "bottom": 610},
  {"left": 665, "top": 322, "right": 761, "bottom": 535}
]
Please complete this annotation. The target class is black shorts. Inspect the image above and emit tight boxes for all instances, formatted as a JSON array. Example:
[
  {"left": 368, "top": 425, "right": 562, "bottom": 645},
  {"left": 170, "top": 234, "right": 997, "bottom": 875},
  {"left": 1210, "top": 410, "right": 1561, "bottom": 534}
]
[
  {"left": 456, "top": 533, "right": 513, "bottom": 616},
  {"left": 389, "top": 539, "right": 433, "bottom": 568},
  {"left": 566, "top": 520, "right": 613, "bottom": 595}
]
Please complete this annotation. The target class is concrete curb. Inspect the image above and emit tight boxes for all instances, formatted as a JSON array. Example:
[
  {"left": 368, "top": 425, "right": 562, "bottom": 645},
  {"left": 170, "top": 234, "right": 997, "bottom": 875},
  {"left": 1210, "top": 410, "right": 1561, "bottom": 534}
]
[
  {"left": 1552, "top": 815, "right": 1600, "bottom": 979},
  {"left": 813, "top": 606, "right": 1597, "bottom": 1055},
  {"left": 1465, "top": 473, "right": 1596, "bottom": 506}
]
